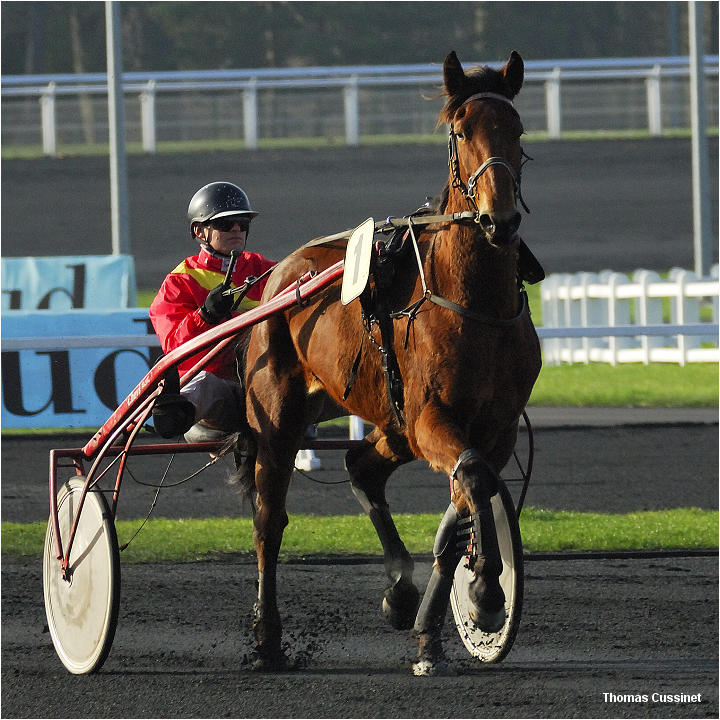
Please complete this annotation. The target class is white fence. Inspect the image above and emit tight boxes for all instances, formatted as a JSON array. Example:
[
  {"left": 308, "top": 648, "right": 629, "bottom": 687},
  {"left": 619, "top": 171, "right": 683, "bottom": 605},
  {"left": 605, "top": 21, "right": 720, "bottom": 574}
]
[
  {"left": 540, "top": 266, "right": 720, "bottom": 365},
  {"left": 2, "top": 56, "right": 718, "bottom": 154}
]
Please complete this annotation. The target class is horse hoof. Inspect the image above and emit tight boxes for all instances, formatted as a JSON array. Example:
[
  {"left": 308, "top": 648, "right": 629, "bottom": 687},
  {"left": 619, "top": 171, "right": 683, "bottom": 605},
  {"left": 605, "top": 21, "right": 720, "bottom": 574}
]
[
  {"left": 249, "top": 649, "right": 292, "bottom": 672},
  {"left": 381, "top": 582, "right": 420, "bottom": 630},
  {"left": 469, "top": 605, "right": 506, "bottom": 633},
  {"left": 412, "top": 659, "right": 457, "bottom": 677}
]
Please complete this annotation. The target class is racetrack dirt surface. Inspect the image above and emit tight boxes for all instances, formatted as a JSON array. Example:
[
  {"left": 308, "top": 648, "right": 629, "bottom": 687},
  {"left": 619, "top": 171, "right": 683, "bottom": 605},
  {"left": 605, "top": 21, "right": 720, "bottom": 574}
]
[
  {"left": 2, "top": 415, "right": 718, "bottom": 718},
  {"left": 2, "top": 138, "right": 718, "bottom": 290},
  {"left": 2, "top": 555, "right": 717, "bottom": 718}
]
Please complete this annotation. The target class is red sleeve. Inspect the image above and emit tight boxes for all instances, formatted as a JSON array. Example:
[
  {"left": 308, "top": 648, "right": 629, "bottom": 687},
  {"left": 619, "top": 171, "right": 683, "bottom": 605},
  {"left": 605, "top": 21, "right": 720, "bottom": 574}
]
[{"left": 149, "top": 272, "right": 214, "bottom": 355}]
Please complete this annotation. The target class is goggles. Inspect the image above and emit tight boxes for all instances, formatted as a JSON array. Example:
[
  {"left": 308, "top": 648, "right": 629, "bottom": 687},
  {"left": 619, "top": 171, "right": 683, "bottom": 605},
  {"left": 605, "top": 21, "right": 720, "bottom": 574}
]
[{"left": 208, "top": 215, "right": 251, "bottom": 232}]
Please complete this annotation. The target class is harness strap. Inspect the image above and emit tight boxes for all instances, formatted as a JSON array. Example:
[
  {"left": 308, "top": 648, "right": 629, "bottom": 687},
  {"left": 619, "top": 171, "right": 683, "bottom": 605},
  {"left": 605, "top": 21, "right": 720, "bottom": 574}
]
[
  {"left": 342, "top": 334, "right": 364, "bottom": 401},
  {"left": 389, "top": 218, "right": 530, "bottom": 343},
  {"left": 299, "top": 212, "right": 478, "bottom": 249},
  {"left": 375, "top": 292, "right": 406, "bottom": 427},
  {"left": 425, "top": 289, "right": 528, "bottom": 327}
]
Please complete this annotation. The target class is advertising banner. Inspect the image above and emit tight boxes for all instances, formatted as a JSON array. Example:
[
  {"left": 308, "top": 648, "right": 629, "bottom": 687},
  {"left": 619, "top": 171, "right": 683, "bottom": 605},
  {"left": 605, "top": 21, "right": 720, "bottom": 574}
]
[
  {"left": 2, "top": 309, "right": 161, "bottom": 429},
  {"left": 2, "top": 255, "right": 137, "bottom": 311}
]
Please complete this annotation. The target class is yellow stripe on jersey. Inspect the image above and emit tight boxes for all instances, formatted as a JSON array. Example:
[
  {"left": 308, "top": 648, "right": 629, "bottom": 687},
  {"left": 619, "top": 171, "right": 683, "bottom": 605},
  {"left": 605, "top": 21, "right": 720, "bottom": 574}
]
[
  {"left": 171, "top": 262, "right": 262, "bottom": 312},
  {"left": 171, "top": 262, "right": 224, "bottom": 290}
]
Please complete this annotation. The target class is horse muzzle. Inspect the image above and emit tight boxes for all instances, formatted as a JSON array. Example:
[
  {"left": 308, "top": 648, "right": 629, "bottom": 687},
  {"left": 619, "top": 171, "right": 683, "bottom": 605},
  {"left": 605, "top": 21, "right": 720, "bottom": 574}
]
[{"left": 477, "top": 211, "right": 521, "bottom": 248}]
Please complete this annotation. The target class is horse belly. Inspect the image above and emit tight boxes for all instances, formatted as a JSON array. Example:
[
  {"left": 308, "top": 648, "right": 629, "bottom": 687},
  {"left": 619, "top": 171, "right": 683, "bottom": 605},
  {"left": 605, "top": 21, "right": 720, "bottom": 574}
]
[{"left": 288, "top": 302, "right": 390, "bottom": 426}]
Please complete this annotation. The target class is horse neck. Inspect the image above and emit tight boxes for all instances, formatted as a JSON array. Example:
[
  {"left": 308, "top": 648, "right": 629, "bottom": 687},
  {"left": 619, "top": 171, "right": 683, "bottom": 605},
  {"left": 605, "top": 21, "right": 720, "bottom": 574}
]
[{"left": 430, "top": 194, "right": 521, "bottom": 318}]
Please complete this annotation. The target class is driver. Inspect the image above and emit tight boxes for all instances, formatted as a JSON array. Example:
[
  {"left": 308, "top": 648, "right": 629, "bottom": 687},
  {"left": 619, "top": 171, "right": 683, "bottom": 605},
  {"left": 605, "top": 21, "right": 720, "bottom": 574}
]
[{"left": 149, "top": 181, "right": 276, "bottom": 442}]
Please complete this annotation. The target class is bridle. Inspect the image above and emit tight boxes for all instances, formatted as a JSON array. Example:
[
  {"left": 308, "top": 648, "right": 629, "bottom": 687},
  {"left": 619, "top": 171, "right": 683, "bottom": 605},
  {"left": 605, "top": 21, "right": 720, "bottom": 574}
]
[{"left": 447, "top": 92, "right": 531, "bottom": 220}]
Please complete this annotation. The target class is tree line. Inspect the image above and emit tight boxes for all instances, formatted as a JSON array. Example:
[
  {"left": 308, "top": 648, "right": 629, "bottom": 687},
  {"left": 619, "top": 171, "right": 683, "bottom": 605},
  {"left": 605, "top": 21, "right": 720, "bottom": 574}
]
[{"left": 2, "top": 1, "right": 718, "bottom": 76}]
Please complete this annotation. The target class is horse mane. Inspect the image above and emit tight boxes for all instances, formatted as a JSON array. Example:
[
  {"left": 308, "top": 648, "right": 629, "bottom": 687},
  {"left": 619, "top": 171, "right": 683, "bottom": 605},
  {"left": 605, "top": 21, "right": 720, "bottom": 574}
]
[{"left": 428, "top": 184, "right": 450, "bottom": 214}]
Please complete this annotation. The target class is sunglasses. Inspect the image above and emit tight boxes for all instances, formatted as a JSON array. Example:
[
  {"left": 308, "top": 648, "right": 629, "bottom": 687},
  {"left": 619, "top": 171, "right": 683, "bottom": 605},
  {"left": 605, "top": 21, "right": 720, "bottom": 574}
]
[{"left": 208, "top": 216, "right": 250, "bottom": 232}]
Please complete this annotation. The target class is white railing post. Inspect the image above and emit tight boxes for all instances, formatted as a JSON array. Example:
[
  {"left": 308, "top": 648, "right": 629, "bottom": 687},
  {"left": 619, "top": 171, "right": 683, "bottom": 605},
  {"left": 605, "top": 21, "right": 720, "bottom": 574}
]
[
  {"left": 140, "top": 79, "right": 156, "bottom": 153},
  {"left": 711, "top": 264, "right": 719, "bottom": 331},
  {"left": 344, "top": 75, "right": 360, "bottom": 146},
  {"left": 670, "top": 268, "right": 701, "bottom": 365},
  {"left": 605, "top": 272, "right": 632, "bottom": 366},
  {"left": 561, "top": 273, "right": 579, "bottom": 363},
  {"left": 539, "top": 268, "right": 719, "bottom": 366},
  {"left": 40, "top": 81, "right": 57, "bottom": 156},
  {"left": 634, "top": 269, "right": 664, "bottom": 363},
  {"left": 646, "top": 64, "right": 663, "bottom": 136},
  {"left": 578, "top": 272, "right": 604, "bottom": 363},
  {"left": 349, "top": 415, "right": 365, "bottom": 440},
  {"left": 545, "top": 68, "right": 562, "bottom": 139},
  {"left": 540, "top": 274, "right": 560, "bottom": 365},
  {"left": 576, "top": 273, "right": 590, "bottom": 363},
  {"left": 243, "top": 79, "right": 258, "bottom": 150}
]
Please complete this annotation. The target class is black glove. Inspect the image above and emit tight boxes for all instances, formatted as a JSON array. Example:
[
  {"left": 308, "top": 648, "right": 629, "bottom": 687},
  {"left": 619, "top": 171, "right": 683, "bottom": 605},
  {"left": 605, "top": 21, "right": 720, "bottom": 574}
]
[{"left": 199, "top": 283, "right": 234, "bottom": 324}]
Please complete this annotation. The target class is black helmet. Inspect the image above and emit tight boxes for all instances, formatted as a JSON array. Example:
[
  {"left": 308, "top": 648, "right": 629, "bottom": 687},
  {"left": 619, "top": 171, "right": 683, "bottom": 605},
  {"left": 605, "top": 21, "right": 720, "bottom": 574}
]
[{"left": 187, "top": 182, "right": 259, "bottom": 226}]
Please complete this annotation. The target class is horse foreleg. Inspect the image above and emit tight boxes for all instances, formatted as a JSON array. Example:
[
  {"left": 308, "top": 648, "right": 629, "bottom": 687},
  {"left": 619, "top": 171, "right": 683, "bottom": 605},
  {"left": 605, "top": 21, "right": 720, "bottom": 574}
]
[
  {"left": 452, "top": 449, "right": 505, "bottom": 631},
  {"left": 414, "top": 405, "right": 505, "bottom": 636},
  {"left": 412, "top": 502, "right": 460, "bottom": 676},
  {"left": 345, "top": 430, "right": 419, "bottom": 630}
]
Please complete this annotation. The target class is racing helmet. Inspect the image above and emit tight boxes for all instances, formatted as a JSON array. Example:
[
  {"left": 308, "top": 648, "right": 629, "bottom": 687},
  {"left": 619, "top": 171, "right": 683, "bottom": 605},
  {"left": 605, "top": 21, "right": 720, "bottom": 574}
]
[{"left": 187, "top": 182, "right": 259, "bottom": 238}]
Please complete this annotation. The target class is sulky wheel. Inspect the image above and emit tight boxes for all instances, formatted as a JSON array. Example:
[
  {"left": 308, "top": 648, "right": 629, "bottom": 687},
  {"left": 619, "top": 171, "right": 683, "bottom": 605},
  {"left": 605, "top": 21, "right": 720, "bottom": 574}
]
[
  {"left": 43, "top": 477, "right": 121, "bottom": 674},
  {"left": 450, "top": 477, "right": 523, "bottom": 663}
]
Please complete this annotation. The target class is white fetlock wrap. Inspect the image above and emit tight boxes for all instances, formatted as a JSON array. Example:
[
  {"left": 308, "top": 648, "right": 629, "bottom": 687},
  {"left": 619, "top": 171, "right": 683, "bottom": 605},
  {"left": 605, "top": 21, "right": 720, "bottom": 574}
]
[{"left": 412, "top": 659, "right": 457, "bottom": 677}]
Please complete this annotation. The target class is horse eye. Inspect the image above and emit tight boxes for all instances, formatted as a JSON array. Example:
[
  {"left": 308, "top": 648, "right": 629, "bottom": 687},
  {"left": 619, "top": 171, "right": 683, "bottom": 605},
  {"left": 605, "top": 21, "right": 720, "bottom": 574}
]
[{"left": 456, "top": 132, "right": 465, "bottom": 141}]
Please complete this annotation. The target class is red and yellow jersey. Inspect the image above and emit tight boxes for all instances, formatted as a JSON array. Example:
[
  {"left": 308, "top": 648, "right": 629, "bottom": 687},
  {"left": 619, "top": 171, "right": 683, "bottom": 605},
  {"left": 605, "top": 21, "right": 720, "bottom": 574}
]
[{"left": 149, "top": 246, "right": 276, "bottom": 379}]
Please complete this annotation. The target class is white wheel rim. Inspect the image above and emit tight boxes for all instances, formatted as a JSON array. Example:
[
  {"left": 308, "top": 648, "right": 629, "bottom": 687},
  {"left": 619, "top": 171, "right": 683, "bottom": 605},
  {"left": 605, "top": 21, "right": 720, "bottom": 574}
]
[{"left": 43, "top": 478, "right": 119, "bottom": 674}]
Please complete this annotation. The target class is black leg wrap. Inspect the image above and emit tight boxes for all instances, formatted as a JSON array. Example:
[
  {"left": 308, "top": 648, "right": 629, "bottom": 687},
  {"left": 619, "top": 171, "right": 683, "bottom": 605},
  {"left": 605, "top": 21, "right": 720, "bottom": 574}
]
[
  {"left": 456, "top": 506, "right": 501, "bottom": 574},
  {"left": 433, "top": 503, "right": 461, "bottom": 559},
  {"left": 413, "top": 567, "right": 454, "bottom": 637},
  {"left": 411, "top": 567, "right": 456, "bottom": 675}
]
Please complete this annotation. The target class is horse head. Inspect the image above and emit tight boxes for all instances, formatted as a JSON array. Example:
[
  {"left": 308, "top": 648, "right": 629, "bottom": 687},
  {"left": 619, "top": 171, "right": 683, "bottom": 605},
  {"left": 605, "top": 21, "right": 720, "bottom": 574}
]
[{"left": 441, "top": 51, "right": 527, "bottom": 248}]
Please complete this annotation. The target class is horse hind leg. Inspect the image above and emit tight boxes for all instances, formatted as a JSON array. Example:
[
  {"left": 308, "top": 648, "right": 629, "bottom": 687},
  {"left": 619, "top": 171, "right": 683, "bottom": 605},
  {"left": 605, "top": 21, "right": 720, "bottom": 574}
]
[
  {"left": 345, "top": 430, "right": 420, "bottom": 630},
  {"left": 250, "top": 458, "right": 293, "bottom": 670},
  {"left": 246, "top": 390, "right": 309, "bottom": 669}
]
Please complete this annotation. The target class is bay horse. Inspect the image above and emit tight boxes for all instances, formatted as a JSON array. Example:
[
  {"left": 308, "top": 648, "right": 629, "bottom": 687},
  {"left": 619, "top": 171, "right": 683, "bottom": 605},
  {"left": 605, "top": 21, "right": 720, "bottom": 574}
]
[{"left": 242, "top": 50, "right": 541, "bottom": 675}]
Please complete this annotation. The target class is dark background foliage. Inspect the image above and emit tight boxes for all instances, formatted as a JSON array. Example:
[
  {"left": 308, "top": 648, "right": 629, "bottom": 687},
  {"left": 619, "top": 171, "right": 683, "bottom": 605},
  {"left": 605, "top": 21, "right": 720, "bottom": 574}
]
[{"left": 2, "top": 1, "right": 718, "bottom": 76}]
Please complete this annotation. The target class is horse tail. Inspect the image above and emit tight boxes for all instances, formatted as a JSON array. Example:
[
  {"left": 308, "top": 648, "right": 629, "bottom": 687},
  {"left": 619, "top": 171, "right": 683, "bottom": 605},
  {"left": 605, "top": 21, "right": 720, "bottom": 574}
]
[{"left": 222, "top": 431, "right": 257, "bottom": 504}]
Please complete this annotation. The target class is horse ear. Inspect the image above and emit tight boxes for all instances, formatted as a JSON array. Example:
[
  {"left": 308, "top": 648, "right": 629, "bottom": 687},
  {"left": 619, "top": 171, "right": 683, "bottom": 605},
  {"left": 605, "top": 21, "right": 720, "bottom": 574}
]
[
  {"left": 443, "top": 51, "right": 466, "bottom": 96},
  {"left": 502, "top": 50, "right": 524, "bottom": 98}
]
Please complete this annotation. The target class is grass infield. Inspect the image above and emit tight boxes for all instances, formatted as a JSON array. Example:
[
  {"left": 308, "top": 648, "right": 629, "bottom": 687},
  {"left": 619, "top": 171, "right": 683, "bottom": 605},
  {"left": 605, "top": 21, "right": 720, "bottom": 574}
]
[
  {"left": 4, "top": 507, "right": 717, "bottom": 563},
  {"left": 3, "top": 128, "right": 718, "bottom": 161}
]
